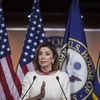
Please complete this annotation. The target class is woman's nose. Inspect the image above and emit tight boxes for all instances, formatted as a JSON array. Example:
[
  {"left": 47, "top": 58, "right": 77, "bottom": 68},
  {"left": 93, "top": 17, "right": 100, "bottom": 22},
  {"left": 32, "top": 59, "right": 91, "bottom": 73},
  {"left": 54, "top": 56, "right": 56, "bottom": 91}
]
[{"left": 41, "top": 54, "right": 45, "bottom": 59}]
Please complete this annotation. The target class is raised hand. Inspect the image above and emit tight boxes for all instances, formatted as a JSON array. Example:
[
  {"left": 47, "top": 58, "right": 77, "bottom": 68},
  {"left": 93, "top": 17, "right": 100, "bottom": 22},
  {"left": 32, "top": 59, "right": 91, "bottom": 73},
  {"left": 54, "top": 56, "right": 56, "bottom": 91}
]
[{"left": 39, "top": 81, "right": 46, "bottom": 98}]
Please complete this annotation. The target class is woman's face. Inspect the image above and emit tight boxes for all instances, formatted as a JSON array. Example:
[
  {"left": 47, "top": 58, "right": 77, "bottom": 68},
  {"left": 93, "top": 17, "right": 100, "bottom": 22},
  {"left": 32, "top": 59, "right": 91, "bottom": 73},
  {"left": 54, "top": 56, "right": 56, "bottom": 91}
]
[{"left": 38, "top": 47, "right": 55, "bottom": 69}]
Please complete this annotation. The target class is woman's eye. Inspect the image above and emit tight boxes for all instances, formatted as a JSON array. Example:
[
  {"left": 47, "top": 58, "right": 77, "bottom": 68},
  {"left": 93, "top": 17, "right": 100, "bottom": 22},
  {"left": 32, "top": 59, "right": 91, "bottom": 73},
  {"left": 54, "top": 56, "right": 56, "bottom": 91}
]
[
  {"left": 39, "top": 52, "right": 42, "bottom": 55},
  {"left": 45, "top": 53, "right": 50, "bottom": 56}
]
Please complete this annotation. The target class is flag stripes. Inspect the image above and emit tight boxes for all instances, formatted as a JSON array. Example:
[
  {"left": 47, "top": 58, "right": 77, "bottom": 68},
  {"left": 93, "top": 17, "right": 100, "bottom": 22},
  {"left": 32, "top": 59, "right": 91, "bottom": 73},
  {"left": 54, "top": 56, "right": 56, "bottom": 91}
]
[
  {"left": 0, "top": 56, "right": 20, "bottom": 100},
  {"left": 0, "top": 3, "right": 21, "bottom": 99}
]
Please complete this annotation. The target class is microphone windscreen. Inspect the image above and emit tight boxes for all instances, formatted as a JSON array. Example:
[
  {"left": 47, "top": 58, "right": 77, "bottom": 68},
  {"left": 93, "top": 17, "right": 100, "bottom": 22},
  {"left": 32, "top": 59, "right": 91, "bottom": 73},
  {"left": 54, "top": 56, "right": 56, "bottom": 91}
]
[
  {"left": 33, "top": 76, "right": 36, "bottom": 80},
  {"left": 56, "top": 76, "right": 59, "bottom": 81}
]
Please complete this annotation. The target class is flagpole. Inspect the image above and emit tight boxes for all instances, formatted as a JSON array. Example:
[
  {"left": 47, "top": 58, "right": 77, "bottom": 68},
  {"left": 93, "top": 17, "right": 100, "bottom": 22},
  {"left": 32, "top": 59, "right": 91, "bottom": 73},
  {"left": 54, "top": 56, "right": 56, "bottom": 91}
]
[
  {"left": 77, "top": 0, "right": 79, "bottom": 5},
  {"left": 0, "top": 0, "right": 2, "bottom": 6}
]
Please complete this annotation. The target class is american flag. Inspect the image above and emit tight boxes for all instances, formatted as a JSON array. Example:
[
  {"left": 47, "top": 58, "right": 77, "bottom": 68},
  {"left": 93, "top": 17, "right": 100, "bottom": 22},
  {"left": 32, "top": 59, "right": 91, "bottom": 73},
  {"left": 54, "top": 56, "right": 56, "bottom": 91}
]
[
  {"left": 16, "top": 0, "right": 47, "bottom": 85},
  {"left": 0, "top": 4, "right": 21, "bottom": 100}
]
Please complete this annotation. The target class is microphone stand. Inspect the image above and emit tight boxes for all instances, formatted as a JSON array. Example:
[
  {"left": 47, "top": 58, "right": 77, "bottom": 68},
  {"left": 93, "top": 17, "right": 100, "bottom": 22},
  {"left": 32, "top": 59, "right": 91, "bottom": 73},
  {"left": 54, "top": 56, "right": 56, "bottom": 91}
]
[
  {"left": 56, "top": 76, "right": 67, "bottom": 100},
  {"left": 21, "top": 76, "right": 36, "bottom": 100}
]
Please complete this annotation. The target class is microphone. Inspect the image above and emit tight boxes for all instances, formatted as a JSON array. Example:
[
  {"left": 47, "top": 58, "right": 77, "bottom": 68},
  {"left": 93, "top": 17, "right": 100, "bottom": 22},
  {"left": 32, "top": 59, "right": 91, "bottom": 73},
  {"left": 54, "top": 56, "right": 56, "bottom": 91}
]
[
  {"left": 56, "top": 76, "right": 67, "bottom": 100},
  {"left": 21, "top": 76, "right": 36, "bottom": 100}
]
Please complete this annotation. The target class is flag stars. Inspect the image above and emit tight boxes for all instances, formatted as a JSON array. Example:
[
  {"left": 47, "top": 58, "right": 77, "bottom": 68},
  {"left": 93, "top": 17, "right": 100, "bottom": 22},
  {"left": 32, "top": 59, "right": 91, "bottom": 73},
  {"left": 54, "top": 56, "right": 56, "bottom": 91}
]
[
  {"left": 24, "top": 52, "right": 28, "bottom": 56},
  {"left": 23, "top": 58, "right": 27, "bottom": 62},
  {"left": 38, "top": 24, "right": 41, "bottom": 28},
  {"left": 0, "top": 8, "right": 2, "bottom": 11},
  {"left": 39, "top": 18, "right": 42, "bottom": 22},
  {"left": 18, "top": 0, "right": 47, "bottom": 65},
  {"left": 7, "top": 48, "right": 10, "bottom": 51},
  {"left": 0, "top": 7, "right": 11, "bottom": 59},
  {"left": 26, "top": 45, "right": 30, "bottom": 49},
  {"left": 31, "top": 27, "right": 35, "bottom": 30},
  {"left": 40, "top": 40, "right": 43, "bottom": 43},
  {"left": 0, "top": 51, "right": 4, "bottom": 55},
  {"left": 1, "top": 23, "right": 5, "bottom": 27},
  {"left": 36, "top": 9, "right": 40, "bottom": 12},
  {"left": 0, "top": 30, "right": 3, "bottom": 33},
  {"left": 33, "top": 42, "right": 37, "bottom": 46},
  {"left": 37, "top": 31, "right": 40, "bottom": 33},
  {"left": 28, "top": 39, "right": 32, "bottom": 43},
  {"left": 35, "top": 36, "right": 38, "bottom": 39},
  {"left": 33, "top": 21, "right": 36, "bottom": 24},
  {"left": 42, "top": 33, "right": 45, "bottom": 37},
  {"left": 4, "top": 33, "right": 7, "bottom": 36},
  {"left": 28, "top": 14, "right": 31, "bottom": 18},
  {"left": 4, "top": 38, "right": 7, "bottom": 42},
  {"left": 29, "top": 33, "right": 34, "bottom": 37},
  {"left": 32, "top": 48, "right": 35, "bottom": 52},
  {"left": 30, "top": 55, "right": 34, "bottom": 58},
  {"left": 32, "top": 7, "right": 35, "bottom": 10},
  {"left": 35, "top": 15, "right": 38, "bottom": 18},
  {"left": 34, "top": 0, "right": 36, "bottom": 3},
  {"left": 2, "top": 45, "right": 5, "bottom": 49}
]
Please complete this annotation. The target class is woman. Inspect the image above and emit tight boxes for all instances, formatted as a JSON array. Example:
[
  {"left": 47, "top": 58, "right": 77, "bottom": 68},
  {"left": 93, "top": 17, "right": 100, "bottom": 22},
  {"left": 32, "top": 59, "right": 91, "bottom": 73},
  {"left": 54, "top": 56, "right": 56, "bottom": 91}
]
[{"left": 21, "top": 42, "right": 70, "bottom": 100}]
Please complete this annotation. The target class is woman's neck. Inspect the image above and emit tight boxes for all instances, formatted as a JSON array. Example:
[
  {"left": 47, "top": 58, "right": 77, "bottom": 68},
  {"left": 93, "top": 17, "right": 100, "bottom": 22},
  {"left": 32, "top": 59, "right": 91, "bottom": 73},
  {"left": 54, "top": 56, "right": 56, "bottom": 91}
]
[{"left": 40, "top": 67, "right": 52, "bottom": 75}]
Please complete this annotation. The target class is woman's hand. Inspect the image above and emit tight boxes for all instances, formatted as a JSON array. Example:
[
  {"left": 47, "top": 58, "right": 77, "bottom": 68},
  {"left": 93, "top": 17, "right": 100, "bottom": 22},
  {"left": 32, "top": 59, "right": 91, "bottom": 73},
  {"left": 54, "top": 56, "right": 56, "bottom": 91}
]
[
  {"left": 39, "top": 81, "right": 46, "bottom": 98},
  {"left": 27, "top": 81, "right": 46, "bottom": 100}
]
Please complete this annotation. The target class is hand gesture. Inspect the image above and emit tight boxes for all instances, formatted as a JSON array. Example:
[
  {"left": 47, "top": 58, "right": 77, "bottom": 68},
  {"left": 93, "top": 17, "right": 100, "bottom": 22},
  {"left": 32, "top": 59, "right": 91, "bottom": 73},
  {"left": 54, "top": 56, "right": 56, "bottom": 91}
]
[{"left": 39, "top": 81, "right": 46, "bottom": 98}]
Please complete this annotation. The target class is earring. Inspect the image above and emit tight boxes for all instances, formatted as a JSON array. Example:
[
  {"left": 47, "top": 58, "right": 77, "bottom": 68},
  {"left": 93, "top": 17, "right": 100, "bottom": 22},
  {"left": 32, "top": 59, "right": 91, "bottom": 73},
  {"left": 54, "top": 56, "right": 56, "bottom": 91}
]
[{"left": 52, "top": 60, "right": 54, "bottom": 64}]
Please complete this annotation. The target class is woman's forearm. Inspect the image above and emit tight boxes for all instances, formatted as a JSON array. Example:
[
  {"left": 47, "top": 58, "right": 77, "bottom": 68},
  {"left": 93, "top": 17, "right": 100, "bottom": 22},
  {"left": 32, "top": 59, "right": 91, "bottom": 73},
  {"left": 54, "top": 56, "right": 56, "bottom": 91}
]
[{"left": 27, "top": 94, "right": 43, "bottom": 100}]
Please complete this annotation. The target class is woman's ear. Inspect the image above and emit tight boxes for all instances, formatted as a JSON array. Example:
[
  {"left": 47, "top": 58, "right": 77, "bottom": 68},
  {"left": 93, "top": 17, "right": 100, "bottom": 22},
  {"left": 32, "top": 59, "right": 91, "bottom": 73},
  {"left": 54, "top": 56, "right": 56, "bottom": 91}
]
[{"left": 52, "top": 58, "right": 55, "bottom": 64}]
